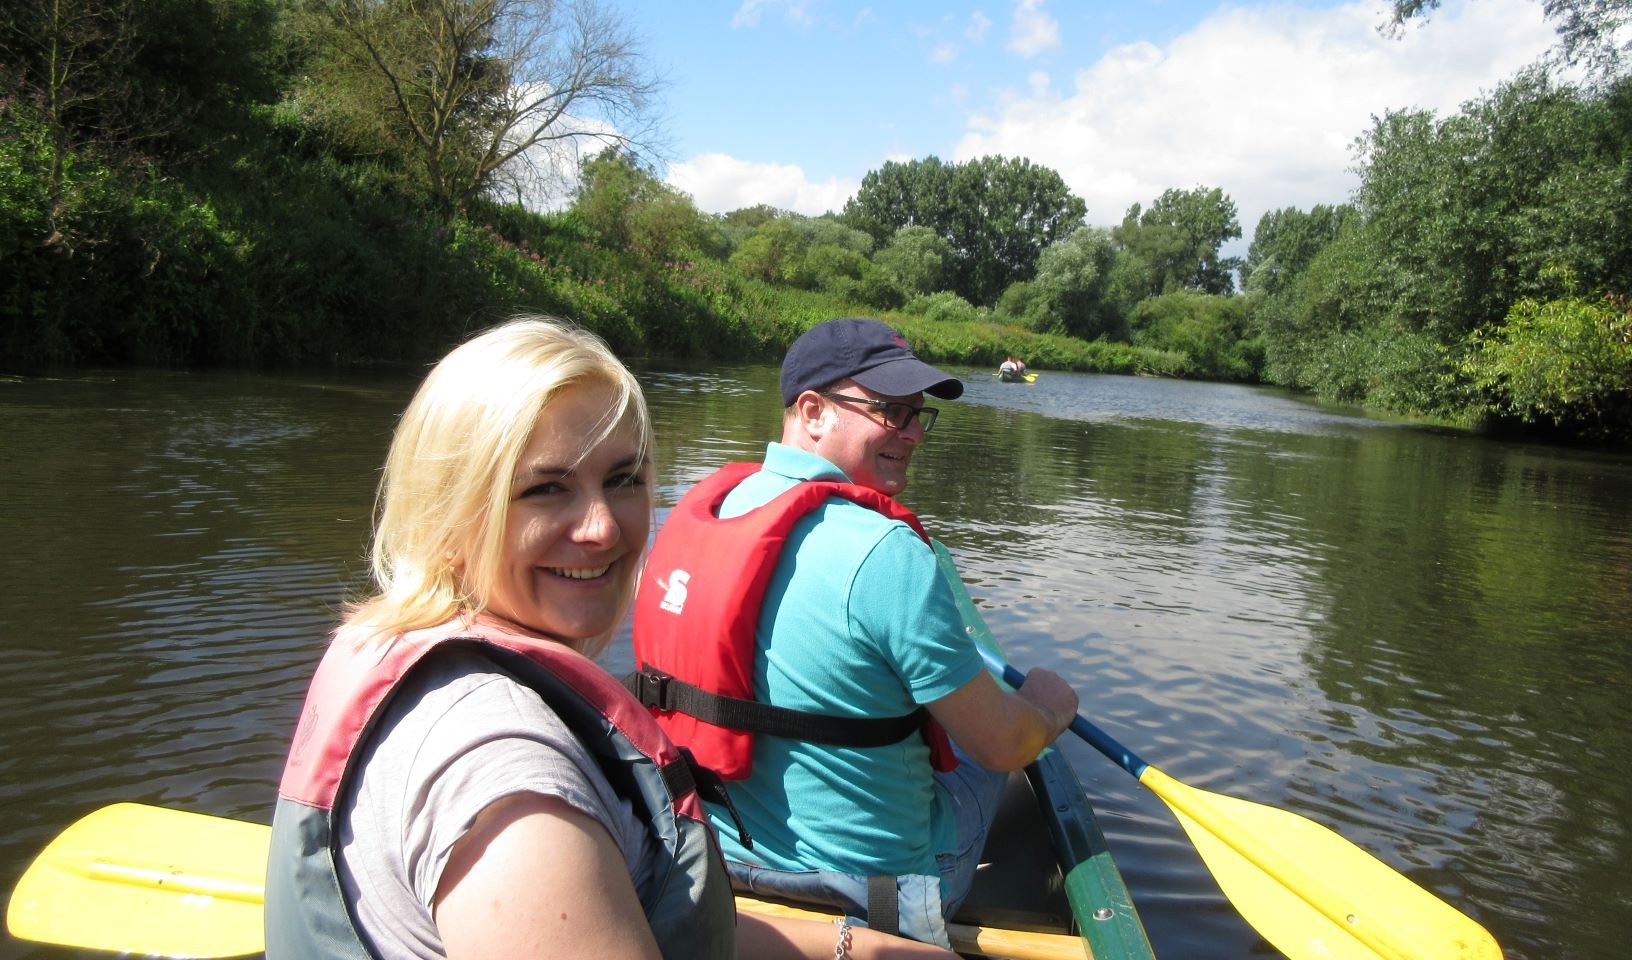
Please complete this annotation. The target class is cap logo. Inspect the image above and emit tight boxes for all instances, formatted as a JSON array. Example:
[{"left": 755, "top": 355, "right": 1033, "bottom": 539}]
[{"left": 892, "top": 335, "right": 909, "bottom": 349}]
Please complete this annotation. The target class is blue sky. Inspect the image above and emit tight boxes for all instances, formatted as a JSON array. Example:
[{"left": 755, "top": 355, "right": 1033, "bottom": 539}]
[{"left": 602, "top": 0, "right": 1560, "bottom": 241}]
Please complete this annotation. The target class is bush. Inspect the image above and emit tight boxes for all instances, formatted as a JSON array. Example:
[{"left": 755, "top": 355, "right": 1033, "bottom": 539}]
[
  {"left": 1463, "top": 291, "right": 1632, "bottom": 440},
  {"left": 1129, "top": 291, "right": 1260, "bottom": 381},
  {"left": 904, "top": 291, "right": 986, "bottom": 324}
]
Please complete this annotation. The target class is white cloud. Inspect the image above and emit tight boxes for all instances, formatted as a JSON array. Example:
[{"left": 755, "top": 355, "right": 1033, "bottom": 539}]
[
  {"left": 931, "top": 41, "right": 959, "bottom": 64},
  {"left": 958, "top": 0, "right": 1557, "bottom": 242},
  {"left": 669, "top": 153, "right": 857, "bottom": 216},
  {"left": 1009, "top": 0, "right": 1060, "bottom": 58}
]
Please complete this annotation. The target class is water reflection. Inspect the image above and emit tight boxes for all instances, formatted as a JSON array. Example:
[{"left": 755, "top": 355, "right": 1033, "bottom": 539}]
[{"left": 2, "top": 366, "right": 1628, "bottom": 960}]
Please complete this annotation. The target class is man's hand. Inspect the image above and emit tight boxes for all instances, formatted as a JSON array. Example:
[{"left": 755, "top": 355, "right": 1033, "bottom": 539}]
[
  {"left": 1015, "top": 667, "right": 1078, "bottom": 740},
  {"left": 929, "top": 668, "right": 1080, "bottom": 772}
]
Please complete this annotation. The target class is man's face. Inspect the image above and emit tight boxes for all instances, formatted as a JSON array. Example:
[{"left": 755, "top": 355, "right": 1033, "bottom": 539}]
[{"left": 811, "top": 381, "right": 929, "bottom": 496}]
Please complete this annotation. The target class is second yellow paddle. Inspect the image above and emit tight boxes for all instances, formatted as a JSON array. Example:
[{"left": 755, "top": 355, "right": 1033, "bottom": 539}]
[{"left": 978, "top": 647, "right": 1501, "bottom": 960}]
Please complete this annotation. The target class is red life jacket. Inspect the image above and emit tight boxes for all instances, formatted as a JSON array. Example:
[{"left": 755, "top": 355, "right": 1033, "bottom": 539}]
[
  {"left": 265, "top": 615, "right": 734, "bottom": 960},
  {"left": 631, "top": 461, "right": 957, "bottom": 781}
]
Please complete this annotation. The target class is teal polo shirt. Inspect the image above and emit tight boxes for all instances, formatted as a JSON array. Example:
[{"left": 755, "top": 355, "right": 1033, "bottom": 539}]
[{"left": 706, "top": 443, "right": 984, "bottom": 883}]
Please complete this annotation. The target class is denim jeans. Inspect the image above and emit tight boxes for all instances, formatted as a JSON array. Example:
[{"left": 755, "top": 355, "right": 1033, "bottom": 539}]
[{"left": 724, "top": 747, "right": 1009, "bottom": 948}]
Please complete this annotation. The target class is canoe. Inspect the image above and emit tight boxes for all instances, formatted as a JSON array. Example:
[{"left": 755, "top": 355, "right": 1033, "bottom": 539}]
[
  {"left": 7, "top": 542, "right": 1152, "bottom": 960},
  {"left": 996, "top": 370, "right": 1039, "bottom": 383},
  {"left": 933, "top": 541, "right": 1155, "bottom": 960}
]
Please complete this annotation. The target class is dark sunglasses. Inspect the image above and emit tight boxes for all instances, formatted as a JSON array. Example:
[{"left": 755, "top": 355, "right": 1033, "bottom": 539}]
[{"left": 820, "top": 392, "right": 939, "bottom": 433}]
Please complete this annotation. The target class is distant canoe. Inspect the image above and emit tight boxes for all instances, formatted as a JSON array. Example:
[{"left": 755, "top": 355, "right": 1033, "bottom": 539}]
[{"left": 996, "top": 369, "right": 1038, "bottom": 383}]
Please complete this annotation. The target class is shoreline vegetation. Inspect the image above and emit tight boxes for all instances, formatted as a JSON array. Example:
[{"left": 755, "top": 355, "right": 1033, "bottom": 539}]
[{"left": 2, "top": 0, "right": 1628, "bottom": 445}]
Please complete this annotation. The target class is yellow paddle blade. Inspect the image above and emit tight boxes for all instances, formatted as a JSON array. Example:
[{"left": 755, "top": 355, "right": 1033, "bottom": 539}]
[
  {"left": 1140, "top": 768, "right": 1500, "bottom": 960},
  {"left": 9, "top": 803, "right": 1089, "bottom": 960},
  {"left": 7, "top": 802, "right": 271, "bottom": 958}
]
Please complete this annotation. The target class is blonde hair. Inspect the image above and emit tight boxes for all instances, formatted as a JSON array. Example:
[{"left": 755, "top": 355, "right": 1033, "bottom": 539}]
[{"left": 344, "top": 316, "right": 651, "bottom": 656}]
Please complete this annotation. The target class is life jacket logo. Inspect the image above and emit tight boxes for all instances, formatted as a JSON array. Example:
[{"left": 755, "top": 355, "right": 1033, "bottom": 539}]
[{"left": 657, "top": 569, "right": 691, "bottom": 614}]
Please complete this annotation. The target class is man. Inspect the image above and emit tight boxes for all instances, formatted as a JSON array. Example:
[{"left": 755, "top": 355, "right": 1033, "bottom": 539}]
[{"left": 631, "top": 317, "right": 1078, "bottom": 947}]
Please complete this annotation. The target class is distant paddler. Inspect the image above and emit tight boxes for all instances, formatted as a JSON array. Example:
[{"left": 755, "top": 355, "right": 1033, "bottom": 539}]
[{"left": 997, "top": 356, "right": 1033, "bottom": 383}]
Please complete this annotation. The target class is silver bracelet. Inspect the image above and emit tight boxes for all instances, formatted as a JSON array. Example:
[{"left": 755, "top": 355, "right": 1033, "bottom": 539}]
[{"left": 833, "top": 919, "right": 853, "bottom": 960}]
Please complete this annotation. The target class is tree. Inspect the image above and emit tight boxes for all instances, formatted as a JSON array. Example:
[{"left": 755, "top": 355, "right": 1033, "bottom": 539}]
[
  {"left": 1111, "top": 186, "right": 1242, "bottom": 304},
  {"left": 297, "top": 0, "right": 660, "bottom": 219},
  {"left": 713, "top": 204, "right": 792, "bottom": 257},
  {"left": 949, "top": 156, "right": 1089, "bottom": 306},
  {"left": 843, "top": 154, "right": 1086, "bottom": 306},
  {"left": 1353, "top": 69, "right": 1632, "bottom": 341},
  {"left": 874, "top": 225, "right": 953, "bottom": 297},
  {"left": 2, "top": 0, "right": 165, "bottom": 248},
  {"left": 572, "top": 148, "right": 705, "bottom": 260},
  {"left": 1244, "top": 204, "right": 1354, "bottom": 296},
  {"left": 1385, "top": 0, "right": 1631, "bottom": 78},
  {"left": 1025, "top": 226, "right": 1120, "bottom": 340},
  {"left": 841, "top": 156, "right": 953, "bottom": 248}
]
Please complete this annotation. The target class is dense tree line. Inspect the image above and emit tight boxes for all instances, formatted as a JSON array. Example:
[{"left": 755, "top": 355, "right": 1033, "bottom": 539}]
[
  {"left": 1250, "top": 69, "right": 1632, "bottom": 441},
  {"left": 1, "top": 0, "right": 1628, "bottom": 443}
]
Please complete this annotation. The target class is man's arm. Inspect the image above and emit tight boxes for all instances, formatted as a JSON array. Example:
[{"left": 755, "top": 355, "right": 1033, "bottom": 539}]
[{"left": 925, "top": 667, "right": 1079, "bottom": 772}]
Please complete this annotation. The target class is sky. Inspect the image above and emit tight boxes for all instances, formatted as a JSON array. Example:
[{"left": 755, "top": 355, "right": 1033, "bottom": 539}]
[{"left": 601, "top": 0, "right": 1563, "bottom": 247}]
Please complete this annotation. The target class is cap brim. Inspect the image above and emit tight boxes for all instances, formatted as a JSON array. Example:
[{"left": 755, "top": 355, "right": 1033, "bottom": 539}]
[{"left": 852, "top": 357, "right": 964, "bottom": 400}]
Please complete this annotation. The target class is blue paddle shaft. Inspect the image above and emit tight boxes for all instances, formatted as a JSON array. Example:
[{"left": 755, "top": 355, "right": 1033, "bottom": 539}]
[{"left": 978, "top": 647, "right": 1149, "bottom": 779}]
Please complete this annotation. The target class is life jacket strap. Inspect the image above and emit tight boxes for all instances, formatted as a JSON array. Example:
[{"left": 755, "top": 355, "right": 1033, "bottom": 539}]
[
  {"left": 666, "top": 745, "right": 754, "bottom": 850},
  {"left": 627, "top": 667, "right": 930, "bottom": 748},
  {"left": 866, "top": 874, "right": 900, "bottom": 936}
]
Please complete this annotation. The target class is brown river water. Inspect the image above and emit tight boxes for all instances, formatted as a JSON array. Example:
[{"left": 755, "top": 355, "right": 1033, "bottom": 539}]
[{"left": 2, "top": 364, "right": 1629, "bottom": 959}]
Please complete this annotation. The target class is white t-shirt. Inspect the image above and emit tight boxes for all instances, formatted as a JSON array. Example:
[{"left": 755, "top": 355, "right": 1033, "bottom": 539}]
[{"left": 335, "top": 648, "right": 658, "bottom": 959}]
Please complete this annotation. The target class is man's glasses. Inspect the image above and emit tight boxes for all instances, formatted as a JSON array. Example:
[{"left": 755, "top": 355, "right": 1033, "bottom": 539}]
[{"left": 820, "top": 392, "right": 939, "bottom": 433}]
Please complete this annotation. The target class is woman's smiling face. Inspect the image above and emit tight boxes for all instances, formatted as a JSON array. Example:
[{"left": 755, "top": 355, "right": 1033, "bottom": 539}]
[{"left": 484, "top": 380, "right": 652, "bottom": 647}]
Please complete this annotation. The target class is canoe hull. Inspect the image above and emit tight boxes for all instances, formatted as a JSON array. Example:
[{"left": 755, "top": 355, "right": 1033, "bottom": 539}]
[{"left": 937, "top": 540, "right": 1154, "bottom": 959}]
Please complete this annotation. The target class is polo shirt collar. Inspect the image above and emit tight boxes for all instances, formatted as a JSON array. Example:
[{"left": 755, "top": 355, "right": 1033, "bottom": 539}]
[{"left": 763, "top": 442, "right": 849, "bottom": 484}]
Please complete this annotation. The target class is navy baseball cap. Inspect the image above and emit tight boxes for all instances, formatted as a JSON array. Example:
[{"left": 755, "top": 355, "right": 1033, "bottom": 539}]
[{"left": 779, "top": 317, "right": 964, "bottom": 406}]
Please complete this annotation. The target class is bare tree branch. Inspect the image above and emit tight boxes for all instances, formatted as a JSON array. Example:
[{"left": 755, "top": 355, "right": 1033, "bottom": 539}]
[{"left": 305, "top": 0, "right": 662, "bottom": 218}]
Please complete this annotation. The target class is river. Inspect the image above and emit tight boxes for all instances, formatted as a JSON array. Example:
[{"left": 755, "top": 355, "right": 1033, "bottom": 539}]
[{"left": 1, "top": 364, "right": 1628, "bottom": 959}]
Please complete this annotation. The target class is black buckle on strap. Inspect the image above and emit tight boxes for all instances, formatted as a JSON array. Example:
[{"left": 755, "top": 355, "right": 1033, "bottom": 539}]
[{"left": 631, "top": 668, "right": 674, "bottom": 710}]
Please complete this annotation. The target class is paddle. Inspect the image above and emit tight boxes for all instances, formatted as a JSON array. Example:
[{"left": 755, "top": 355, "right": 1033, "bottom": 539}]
[
  {"left": 978, "top": 647, "right": 1503, "bottom": 960},
  {"left": 6, "top": 802, "right": 1086, "bottom": 960}
]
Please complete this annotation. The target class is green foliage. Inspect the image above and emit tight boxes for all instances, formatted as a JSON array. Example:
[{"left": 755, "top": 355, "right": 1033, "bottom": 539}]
[
  {"left": 1129, "top": 291, "right": 1261, "bottom": 381},
  {"left": 1244, "top": 204, "right": 1354, "bottom": 296},
  {"left": 994, "top": 279, "right": 1040, "bottom": 326},
  {"left": 572, "top": 149, "right": 708, "bottom": 261},
  {"left": 843, "top": 154, "right": 1087, "bottom": 306},
  {"left": 870, "top": 310, "right": 1174, "bottom": 377},
  {"left": 1354, "top": 69, "right": 1632, "bottom": 341},
  {"left": 1253, "top": 218, "right": 1395, "bottom": 399},
  {"left": 729, "top": 218, "right": 803, "bottom": 286},
  {"left": 726, "top": 214, "right": 876, "bottom": 294},
  {"left": 903, "top": 291, "right": 987, "bottom": 325},
  {"left": 292, "top": 0, "right": 659, "bottom": 219},
  {"left": 1248, "top": 70, "right": 1632, "bottom": 441},
  {"left": 1026, "top": 226, "right": 1121, "bottom": 340},
  {"left": 712, "top": 203, "right": 789, "bottom": 256},
  {"left": 1110, "top": 186, "right": 1242, "bottom": 306},
  {"left": 873, "top": 225, "right": 953, "bottom": 297},
  {"left": 1463, "top": 290, "right": 1632, "bottom": 440},
  {"left": 8, "top": 0, "right": 1629, "bottom": 446}
]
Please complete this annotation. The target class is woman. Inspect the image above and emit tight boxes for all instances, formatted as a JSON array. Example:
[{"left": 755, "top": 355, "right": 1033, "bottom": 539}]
[{"left": 264, "top": 317, "right": 950, "bottom": 960}]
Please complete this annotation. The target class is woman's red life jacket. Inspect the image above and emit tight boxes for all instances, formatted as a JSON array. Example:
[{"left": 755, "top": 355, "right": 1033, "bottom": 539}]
[{"left": 265, "top": 615, "right": 734, "bottom": 960}]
